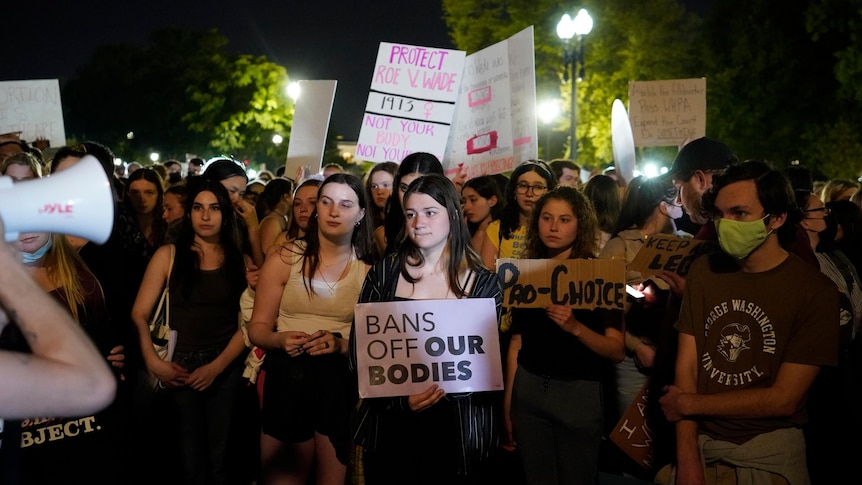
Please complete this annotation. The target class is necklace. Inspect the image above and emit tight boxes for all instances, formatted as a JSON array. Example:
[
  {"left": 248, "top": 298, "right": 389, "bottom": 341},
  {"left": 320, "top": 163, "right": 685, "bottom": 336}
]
[{"left": 318, "top": 253, "right": 353, "bottom": 296}]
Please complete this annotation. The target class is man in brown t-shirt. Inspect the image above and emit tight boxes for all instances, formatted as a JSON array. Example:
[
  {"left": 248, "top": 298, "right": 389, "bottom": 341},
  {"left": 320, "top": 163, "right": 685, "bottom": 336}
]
[{"left": 659, "top": 161, "right": 838, "bottom": 484}]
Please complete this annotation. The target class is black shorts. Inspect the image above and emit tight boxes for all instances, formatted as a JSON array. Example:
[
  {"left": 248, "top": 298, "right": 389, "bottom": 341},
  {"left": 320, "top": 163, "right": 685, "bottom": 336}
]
[{"left": 260, "top": 350, "right": 357, "bottom": 457}]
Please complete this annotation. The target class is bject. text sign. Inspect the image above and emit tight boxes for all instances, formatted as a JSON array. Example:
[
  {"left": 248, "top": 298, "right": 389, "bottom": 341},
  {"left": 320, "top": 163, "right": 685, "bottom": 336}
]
[
  {"left": 496, "top": 258, "right": 626, "bottom": 310},
  {"left": 0, "top": 79, "right": 66, "bottom": 148},
  {"left": 354, "top": 298, "right": 502, "bottom": 398},
  {"left": 628, "top": 78, "right": 706, "bottom": 147},
  {"left": 355, "top": 43, "right": 466, "bottom": 163}
]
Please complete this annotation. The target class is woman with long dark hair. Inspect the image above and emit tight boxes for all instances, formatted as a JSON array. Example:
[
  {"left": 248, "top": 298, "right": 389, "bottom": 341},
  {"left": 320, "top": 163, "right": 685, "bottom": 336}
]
[
  {"left": 504, "top": 186, "right": 624, "bottom": 485},
  {"left": 479, "top": 160, "right": 557, "bottom": 269},
  {"left": 248, "top": 173, "right": 377, "bottom": 485},
  {"left": 132, "top": 178, "right": 249, "bottom": 485},
  {"left": 462, "top": 174, "right": 505, "bottom": 251},
  {"left": 257, "top": 178, "right": 295, "bottom": 255},
  {"left": 375, "top": 152, "right": 444, "bottom": 255},
  {"left": 125, "top": 168, "right": 168, "bottom": 254},
  {"left": 350, "top": 173, "right": 502, "bottom": 483},
  {"left": 597, "top": 175, "right": 681, "bottom": 419},
  {"left": 365, "top": 161, "right": 399, "bottom": 229},
  {"left": 203, "top": 158, "right": 265, "bottom": 268}
]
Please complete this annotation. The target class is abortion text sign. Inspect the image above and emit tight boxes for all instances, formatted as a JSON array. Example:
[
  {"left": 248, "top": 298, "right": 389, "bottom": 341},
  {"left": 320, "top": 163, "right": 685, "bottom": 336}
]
[
  {"left": 496, "top": 258, "right": 626, "bottom": 310},
  {"left": 628, "top": 78, "right": 706, "bottom": 147},
  {"left": 353, "top": 298, "right": 502, "bottom": 398},
  {"left": 0, "top": 79, "right": 66, "bottom": 148},
  {"left": 356, "top": 43, "right": 466, "bottom": 163}
]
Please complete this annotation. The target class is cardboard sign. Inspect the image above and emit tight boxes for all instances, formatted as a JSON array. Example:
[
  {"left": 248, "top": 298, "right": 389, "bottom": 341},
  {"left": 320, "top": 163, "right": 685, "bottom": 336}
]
[
  {"left": 609, "top": 385, "right": 654, "bottom": 470},
  {"left": 0, "top": 79, "right": 66, "bottom": 148},
  {"left": 355, "top": 43, "right": 466, "bottom": 163},
  {"left": 443, "top": 27, "right": 538, "bottom": 178},
  {"left": 496, "top": 258, "right": 626, "bottom": 310},
  {"left": 285, "top": 80, "right": 338, "bottom": 178},
  {"left": 628, "top": 78, "right": 706, "bottom": 147},
  {"left": 627, "top": 234, "right": 714, "bottom": 280},
  {"left": 353, "top": 298, "right": 502, "bottom": 398}
]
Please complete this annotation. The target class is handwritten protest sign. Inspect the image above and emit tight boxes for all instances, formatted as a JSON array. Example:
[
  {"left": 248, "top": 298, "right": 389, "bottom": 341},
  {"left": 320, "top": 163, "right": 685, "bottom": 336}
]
[
  {"left": 355, "top": 43, "right": 466, "bottom": 163},
  {"left": 609, "top": 385, "right": 655, "bottom": 470},
  {"left": 496, "top": 258, "right": 626, "bottom": 310},
  {"left": 0, "top": 79, "right": 66, "bottom": 148},
  {"left": 443, "top": 27, "right": 538, "bottom": 178},
  {"left": 627, "top": 234, "right": 714, "bottom": 280},
  {"left": 285, "top": 80, "right": 337, "bottom": 178},
  {"left": 628, "top": 78, "right": 706, "bottom": 147},
  {"left": 353, "top": 298, "right": 502, "bottom": 398}
]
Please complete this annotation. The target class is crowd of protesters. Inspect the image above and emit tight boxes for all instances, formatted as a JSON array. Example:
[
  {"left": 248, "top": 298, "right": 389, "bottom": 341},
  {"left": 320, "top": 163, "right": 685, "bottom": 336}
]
[{"left": 0, "top": 130, "right": 860, "bottom": 485}]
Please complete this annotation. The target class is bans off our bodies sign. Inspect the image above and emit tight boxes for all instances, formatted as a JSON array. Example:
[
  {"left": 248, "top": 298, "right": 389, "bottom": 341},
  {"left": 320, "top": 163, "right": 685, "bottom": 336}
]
[
  {"left": 496, "top": 258, "right": 626, "bottom": 310},
  {"left": 353, "top": 298, "right": 502, "bottom": 399}
]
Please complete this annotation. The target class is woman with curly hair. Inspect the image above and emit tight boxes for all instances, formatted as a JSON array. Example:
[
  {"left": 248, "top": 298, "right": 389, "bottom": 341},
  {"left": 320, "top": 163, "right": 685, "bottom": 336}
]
[{"left": 503, "top": 186, "right": 625, "bottom": 485}]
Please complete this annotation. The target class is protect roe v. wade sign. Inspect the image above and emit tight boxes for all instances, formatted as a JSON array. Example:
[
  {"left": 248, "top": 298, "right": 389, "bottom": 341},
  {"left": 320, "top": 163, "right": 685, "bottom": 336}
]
[
  {"left": 353, "top": 298, "right": 502, "bottom": 399},
  {"left": 496, "top": 258, "right": 627, "bottom": 309},
  {"left": 356, "top": 43, "right": 466, "bottom": 163}
]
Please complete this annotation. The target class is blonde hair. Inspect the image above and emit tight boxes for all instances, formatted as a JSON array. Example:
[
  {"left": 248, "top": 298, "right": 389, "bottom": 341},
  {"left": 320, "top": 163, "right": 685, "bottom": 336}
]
[{"left": 44, "top": 234, "right": 104, "bottom": 322}]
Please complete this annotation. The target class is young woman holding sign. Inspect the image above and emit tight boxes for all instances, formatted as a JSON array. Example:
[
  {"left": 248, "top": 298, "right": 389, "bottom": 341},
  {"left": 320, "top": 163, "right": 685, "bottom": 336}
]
[
  {"left": 247, "top": 173, "right": 376, "bottom": 485},
  {"left": 350, "top": 174, "right": 503, "bottom": 483},
  {"left": 598, "top": 174, "right": 681, "bottom": 419},
  {"left": 503, "top": 186, "right": 625, "bottom": 485}
]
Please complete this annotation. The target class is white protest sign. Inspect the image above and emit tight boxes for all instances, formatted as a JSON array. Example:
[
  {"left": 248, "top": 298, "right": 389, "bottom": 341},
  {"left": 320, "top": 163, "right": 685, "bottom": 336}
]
[
  {"left": 611, "top": 99, "right": 636, "bottom": 184},
  {"left": 443, "top": 26, "right": 538, "bottom": 178},
  {"left": 353, "top": 298, "right": 502, "bottom": 398},
  {"left": 628, "top": 78, "right": 706, "bottom": 147},
  {"left": 0, "top": 79, "right": 66, "bottom": 148},
  {"left": 285, "top": 80, "right": 337, "bottom": 178},
  {"left": 355, "top": 43, "right": 466, "bottom": 163}
]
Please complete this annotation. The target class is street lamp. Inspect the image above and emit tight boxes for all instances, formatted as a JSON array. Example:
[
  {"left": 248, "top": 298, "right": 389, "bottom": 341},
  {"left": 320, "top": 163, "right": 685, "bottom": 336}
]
[
  {"left": 557, "top": 8, "right": 593, "bottom": 160},
  {"left": 287, "top": 82, "right": 301, "bottom": 102}
]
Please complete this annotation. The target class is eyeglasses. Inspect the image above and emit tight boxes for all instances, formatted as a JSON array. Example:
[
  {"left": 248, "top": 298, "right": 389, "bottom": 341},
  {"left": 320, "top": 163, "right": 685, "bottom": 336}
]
[
  {"left": 370, "top": 183, "right": 392, "bottom": 190},
  {"left": 803, "top": 206, "right": 830, "bottom": 219},
  {"left": 515, "top": 183, "right": 548, "bottom": 195}
]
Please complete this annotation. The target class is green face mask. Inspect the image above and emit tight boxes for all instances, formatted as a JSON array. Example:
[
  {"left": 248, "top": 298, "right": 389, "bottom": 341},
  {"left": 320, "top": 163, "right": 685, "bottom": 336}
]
[{"left": 714, "top": 215, "right": 772, "bottom": 260}]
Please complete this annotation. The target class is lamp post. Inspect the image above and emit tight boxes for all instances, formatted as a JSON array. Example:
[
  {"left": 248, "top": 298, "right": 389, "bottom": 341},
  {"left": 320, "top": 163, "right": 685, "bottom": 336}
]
[
  {"left": 557, "top": 8, "right": 593, "bottom": 160},
  {"left": 537, "top": 100, "right": 561, "bottom": 159}
]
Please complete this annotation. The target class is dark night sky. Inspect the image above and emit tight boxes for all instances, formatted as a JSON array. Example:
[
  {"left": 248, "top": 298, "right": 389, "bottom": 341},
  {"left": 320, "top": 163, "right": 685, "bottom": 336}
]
[
  {"left": 3, "top": 1, "right": 712, "bottom": 141},
  {"left": 2, "top": 0, "right": 454, "bottom": 141}
]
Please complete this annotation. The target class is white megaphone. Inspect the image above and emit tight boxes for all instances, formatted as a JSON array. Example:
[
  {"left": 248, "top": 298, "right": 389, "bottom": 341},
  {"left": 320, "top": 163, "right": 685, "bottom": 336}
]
[{"left": 0, "top": 155, "right": 115, "bottom": 243}]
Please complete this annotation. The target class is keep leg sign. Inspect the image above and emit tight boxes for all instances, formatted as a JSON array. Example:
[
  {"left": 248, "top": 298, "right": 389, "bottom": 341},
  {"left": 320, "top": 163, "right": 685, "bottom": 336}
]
[{"left": 353, "top": 298, "right": 502, "bottom": 398}]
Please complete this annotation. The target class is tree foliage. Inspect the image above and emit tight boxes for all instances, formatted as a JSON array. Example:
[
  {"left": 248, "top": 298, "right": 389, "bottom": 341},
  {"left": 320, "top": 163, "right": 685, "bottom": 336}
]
[
  {"left": 442, "top": 0, "right": 862, "bottom": 180},
  {"left": 443, "top": 0, "right": 700, "bottom": 169},
  {"left": 64, "top": 28, "right": 293, "bottom": 166}
]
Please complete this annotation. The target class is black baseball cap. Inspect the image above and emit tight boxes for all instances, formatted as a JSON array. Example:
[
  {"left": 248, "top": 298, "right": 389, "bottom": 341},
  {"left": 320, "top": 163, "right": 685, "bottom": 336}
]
[{"left": 668, "top": 137, "right": 736, "bottom": 178}]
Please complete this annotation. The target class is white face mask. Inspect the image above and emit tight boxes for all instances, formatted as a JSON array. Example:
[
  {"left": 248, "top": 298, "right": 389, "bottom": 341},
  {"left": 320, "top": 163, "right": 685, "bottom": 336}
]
[{"left": 664, "top": 201, "right": 683, "bottom": 220}]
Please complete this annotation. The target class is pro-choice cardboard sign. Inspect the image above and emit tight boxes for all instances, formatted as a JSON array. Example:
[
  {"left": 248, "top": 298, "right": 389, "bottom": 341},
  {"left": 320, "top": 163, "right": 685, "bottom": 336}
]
[
  {"left": 355, "top": 42, "right": 466, "bottom": 163},
  {"left": 354, "top": 298, "right": 502, "bottom": 398},
  {"left": 496, "top": 258, "right": 626, "bottom": 309},
  {"left": 627, "top": 234, "right": 714, "bottom": 280}
]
